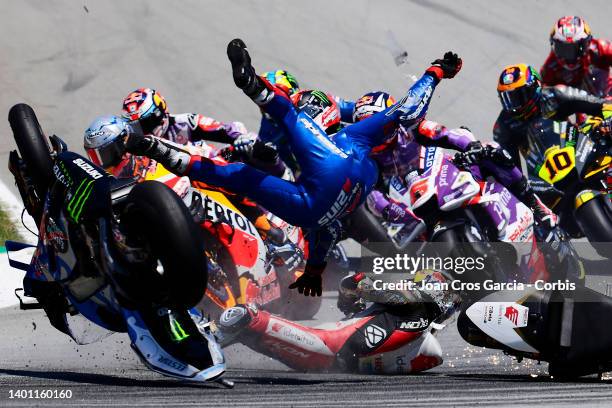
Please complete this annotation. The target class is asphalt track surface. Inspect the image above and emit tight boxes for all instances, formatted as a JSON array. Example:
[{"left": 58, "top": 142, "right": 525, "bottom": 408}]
[{"left": 1, "top": 0, "right": 612, "bottom": 406}]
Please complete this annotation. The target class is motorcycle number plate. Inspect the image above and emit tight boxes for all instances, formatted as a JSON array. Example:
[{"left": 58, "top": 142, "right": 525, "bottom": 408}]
[{"left": 538, "top": 145, "right": 575, "bottom": 184}]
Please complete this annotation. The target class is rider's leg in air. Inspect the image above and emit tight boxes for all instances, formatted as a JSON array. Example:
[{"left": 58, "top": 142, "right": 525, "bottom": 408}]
[{"left": 126, "top": 39, "right": 364, "bottom": 228}]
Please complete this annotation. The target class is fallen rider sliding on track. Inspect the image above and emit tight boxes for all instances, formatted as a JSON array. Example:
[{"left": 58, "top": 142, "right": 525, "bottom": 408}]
[{"left": 215, "top": 270, "right": 460, "bottom": 374}]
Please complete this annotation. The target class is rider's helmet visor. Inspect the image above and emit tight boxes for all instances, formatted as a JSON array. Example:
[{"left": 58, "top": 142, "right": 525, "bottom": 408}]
[
  {"left": 499, "top": 85, "right": 538, "bottom": 113},
  {"left": 552, "top": 39, "right": 589, "bottom": 65},
  {"left": 86, "top": 141, "right": 125, "bottom": 169}
]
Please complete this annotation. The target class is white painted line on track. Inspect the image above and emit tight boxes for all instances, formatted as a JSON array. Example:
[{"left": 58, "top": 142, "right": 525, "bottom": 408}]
[{"left": 0, "top": 179, "right": 36, "bottom": 307}]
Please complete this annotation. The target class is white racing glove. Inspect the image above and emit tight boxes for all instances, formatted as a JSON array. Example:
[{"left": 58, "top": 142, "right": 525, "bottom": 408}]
[
  {"left": 223, "top": 121, "right": 248, "bottom": 139},
  {"left": 232, "top": 132, "right": 259, "bottom": 158}
]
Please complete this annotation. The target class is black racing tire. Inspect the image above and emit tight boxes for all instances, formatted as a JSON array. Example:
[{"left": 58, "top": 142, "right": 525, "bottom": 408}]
[
  {"left": 575, "top": 194, "right": 612, "bottom": 259},
  {"left": 431, "top": 225, "right": 510, "bottom": 285},
  {"left": 122, "top": 181, "right": 207, "bottom": 309},
  {"left": 344, "top": 204, "right": 400, "bottom": 255},
  {"left": 8, "top": 103, "right": 54, "bottom": 201}
]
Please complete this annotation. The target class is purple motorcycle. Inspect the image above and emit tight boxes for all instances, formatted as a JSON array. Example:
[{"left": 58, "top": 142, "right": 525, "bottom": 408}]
[{"left": 387, "top": 145, "right": 573, "bottom": 284}]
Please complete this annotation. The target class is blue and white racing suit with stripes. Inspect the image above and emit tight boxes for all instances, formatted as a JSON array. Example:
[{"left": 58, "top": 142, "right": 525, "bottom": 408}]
[{"left": 182, "top": 71, "right": 441, "bottom": 269}]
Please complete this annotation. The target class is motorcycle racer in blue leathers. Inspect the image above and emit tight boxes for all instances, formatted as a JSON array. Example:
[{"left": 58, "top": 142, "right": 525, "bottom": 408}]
[
  {"left": 125, "top": 38, "right": 462, "bottom": 297},
  {"left": 240, "top": 69, "right": 356, "bottom": 175}
]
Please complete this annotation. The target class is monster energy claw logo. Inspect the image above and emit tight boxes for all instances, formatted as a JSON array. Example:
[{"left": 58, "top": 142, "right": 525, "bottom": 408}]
[
  {"left": 67, "top": 179, "right": 95, "bottom": 221},
  {"left": 170, "top": 318, "right": 190, "bottom": 342},
  {"left": 311, "top": 90, "right": 330, "bottom": 104}
]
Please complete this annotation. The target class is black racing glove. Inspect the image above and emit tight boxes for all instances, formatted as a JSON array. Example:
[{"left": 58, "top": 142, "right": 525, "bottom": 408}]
[
  {"left": 511, "top": 177, "right": 558, "bottom": 230},
  {"left": 427, "top": 51, "right": 462, "bottom": 79},
  {"left": 288, "top": 263, "right": 324, "bottom": 297},
  {"left": 462, "top": 140, "right": 484, "bottom": 164},
  {"left": 461, "top": 141, "right": 516, "bottom": 168},
  {"left": 124, "top": 122, "right": 153, "bottom": 156}
]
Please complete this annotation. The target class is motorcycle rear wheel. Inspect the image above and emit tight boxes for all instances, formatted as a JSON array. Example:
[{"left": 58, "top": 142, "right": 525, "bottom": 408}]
[{"left": 121, "top": 181, "right": 208, "bottom": 309}]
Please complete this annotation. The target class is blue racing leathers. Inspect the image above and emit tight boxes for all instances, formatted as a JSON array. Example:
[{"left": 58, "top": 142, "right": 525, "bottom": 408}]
[
  {"left": 258, "top": 96, "right": 355, "bottom": 173},
  {"left": 184, "top": 72, "right": 440, "bottom": 267}
]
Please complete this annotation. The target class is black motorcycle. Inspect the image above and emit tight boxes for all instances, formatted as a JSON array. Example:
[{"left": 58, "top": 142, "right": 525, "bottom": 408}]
[{"left": 6, "top": 103, "right": 230, "bottom": 384}]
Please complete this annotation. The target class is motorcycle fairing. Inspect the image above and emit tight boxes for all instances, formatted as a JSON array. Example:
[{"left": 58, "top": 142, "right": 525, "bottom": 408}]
[
  {"left": 124, "top": 309, "right": 226, "bottom": 382},
  {"left": 438, "top": 164, "right": 480, "bottom": 211},
  {"left": 11, "top": 158, "right": 126, "bottom": 337},
  {"left": 144, "top": 163, "right": 267, "bottom": 277},
  {"left": 403, "top": 150, "right": 479, "bottom": 212},
  {"left": 464, "top": 298, "right": 538, "bottom": 353},
  {"left": 144, "top": 162, "right": 289, "bottom": 309},
  {"left": 473, "top": 180, "right": 533, "bottom": 243},
  {"left": 54, "top": 151, "right": 113, "bottom": 223},
  {"left": 459, "top": 286, "right": 612, "bottom": 377},
  {"left": 575, "top": 131, "right": 611, "bottom": 180}
]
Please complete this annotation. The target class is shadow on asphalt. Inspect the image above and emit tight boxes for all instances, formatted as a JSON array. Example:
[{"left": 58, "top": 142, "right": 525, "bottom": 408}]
[
  {"left": 445, "top": 372, "right": 612, "bottom": 384},
  {"left": 0, "top": 368, "right": 219, "bottom": 389},
  {"left": 0, "top": 368, "right": 365, "bottom": 388}
]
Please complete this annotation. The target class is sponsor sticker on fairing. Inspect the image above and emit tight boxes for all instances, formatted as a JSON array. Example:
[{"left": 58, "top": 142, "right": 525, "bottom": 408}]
[
  {"left": 45, "top": 218, "right": 68, "bottom": 253},
  {"left": 439, "top": 164, "right": 449, "bottom": 187},
  {"left": 53, "top": 163, "right": 72, "bottom": 187},
  {"left": 482, "top": 303, "right": 529, "bottom": 328},
  {"left": 203, "top": 196, "right": 257, "bottom": 236},
  {"left": 467, "top": 301, "right": 537, "bottom": 353},
  {"left": 504, "top": 306, "right": 520, "bottom": 326},
  {"left": 72, "top": 158, "right": 104, "bottom": 179},
  {"left": 157, "top": 356, "right": 187, "bottom": 372}
]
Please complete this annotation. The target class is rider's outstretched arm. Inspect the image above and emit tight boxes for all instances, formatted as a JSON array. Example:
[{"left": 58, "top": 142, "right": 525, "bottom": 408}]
[
  {"left": 542, "top": 85, "right": 609, "bottom": 119},
  {"left": 290, "top": 221, "right": 344, "bottom": 297},
  {"left": 345, "top": 72, "right": 439, "bottom": 151},
  {"left": 343, "top": 52, "right": 462, "bottom": 151}
]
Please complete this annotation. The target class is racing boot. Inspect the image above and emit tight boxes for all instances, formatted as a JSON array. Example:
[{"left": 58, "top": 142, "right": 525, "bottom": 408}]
[
  {"left": 227, "top": 38, "right": 272, "bottom": 105},
  {"left": 216, "top": 304, "right": 256, "bottom": 347},
  {"left": 124, "top": 306, "right": 226, "bottom": 382},
  {"left": 124, "top": 129, "right": 192, "bottom": 175}
]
